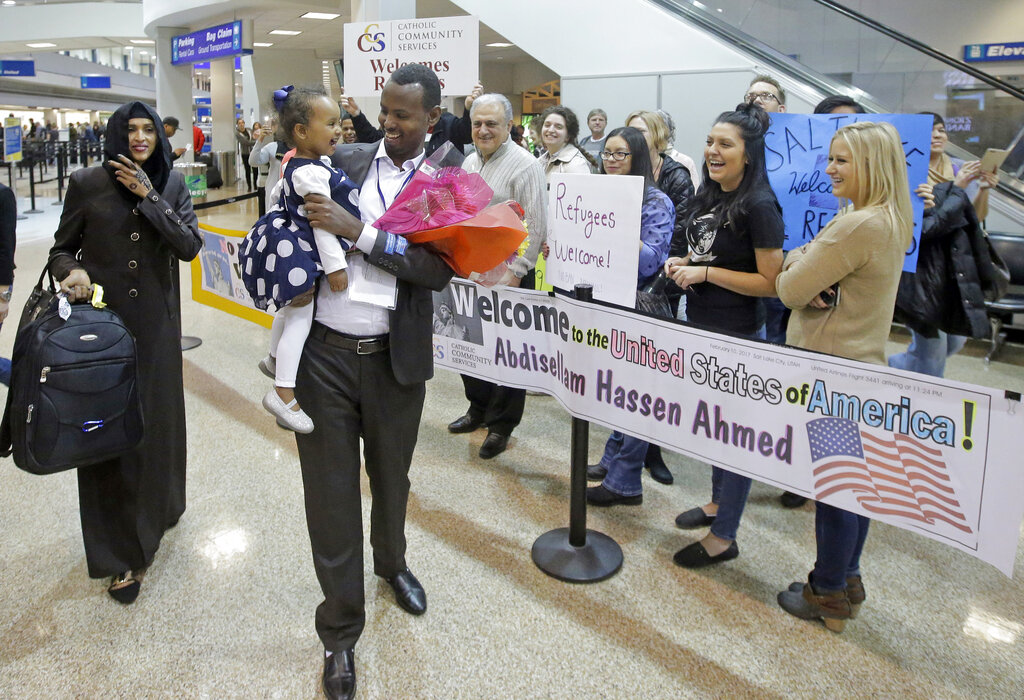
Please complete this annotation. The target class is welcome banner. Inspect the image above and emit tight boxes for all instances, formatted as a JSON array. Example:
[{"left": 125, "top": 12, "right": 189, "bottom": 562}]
[{"left": 431, "top": 282, "right": 1024, "bottom": 575}]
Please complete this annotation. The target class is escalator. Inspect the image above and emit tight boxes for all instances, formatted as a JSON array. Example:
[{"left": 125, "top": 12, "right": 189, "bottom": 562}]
[{"left": 649, "top": 0, "right": 1024, "bottom": 233}]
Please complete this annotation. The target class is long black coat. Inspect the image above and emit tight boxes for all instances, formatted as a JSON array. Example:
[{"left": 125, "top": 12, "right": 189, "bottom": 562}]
[
  {"left": 49, "top": 166, "right": 201, "bottom": 577},
  {"left": 894, "top": 181, "right": 989, "bottom": 339}
]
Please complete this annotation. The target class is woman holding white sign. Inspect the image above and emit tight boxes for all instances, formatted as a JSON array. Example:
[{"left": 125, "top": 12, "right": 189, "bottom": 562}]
[
  {"left": 775, "top": 121, "right": 914, "bottom": 632},
  {"left": 664, "top": 103, "right": 784, "bottom": 568},
  {"left": 585, "top": 126, "right": 673, "bottom": 507}
]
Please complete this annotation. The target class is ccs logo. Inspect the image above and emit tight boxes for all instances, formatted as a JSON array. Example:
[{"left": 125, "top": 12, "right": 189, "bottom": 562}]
[{"left": 357, "top": 24, "right": 385, "bottom": 52}]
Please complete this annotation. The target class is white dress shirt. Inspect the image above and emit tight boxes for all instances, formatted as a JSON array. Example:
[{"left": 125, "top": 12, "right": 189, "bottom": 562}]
[{"left": 315, "top": 141, "right": 425, "bottom": 336}]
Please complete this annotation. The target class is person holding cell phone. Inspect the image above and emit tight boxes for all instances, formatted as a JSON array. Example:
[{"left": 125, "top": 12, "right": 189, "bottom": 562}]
[
  {"left": 888, "top": 112, "right": 995, "bottom": 377},
  {"left": 775, "top": 121, "right": 914, "bottom": 632}
]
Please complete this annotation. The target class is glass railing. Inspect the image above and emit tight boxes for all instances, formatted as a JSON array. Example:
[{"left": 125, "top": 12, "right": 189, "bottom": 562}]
[{"left": 651, "top": 0, "right": 1024, "bottom": 207}]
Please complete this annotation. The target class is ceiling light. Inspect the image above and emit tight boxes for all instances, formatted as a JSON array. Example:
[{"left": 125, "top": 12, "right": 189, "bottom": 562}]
[
  {"left": 2, "top": 1, "right": 17, "bottom": 6},
  {"left": 269, "top": 30, "right": 301, "bottom": 36},
  {"left": 140, "top": 51, "right": 148, "bottom": 55},
  {"left": 486, "top": 42, "right": 514, "bottom": 48},
  {"left": 253, "top": 42, "right": 273, "bottom": 47},
  {"left": 27, "top": 42, "right": 57, "bottom": 48},
  {"left": 301, "top": 12, "right": 339, "bottom": 20},
  {"left": 131, "top": 39, "right": 155, "bottom": 45}
]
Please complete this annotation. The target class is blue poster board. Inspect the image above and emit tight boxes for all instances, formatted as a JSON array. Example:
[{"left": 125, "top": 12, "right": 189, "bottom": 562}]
[{"left": 764, "top": 113, "right": 932, "bottom": 272}]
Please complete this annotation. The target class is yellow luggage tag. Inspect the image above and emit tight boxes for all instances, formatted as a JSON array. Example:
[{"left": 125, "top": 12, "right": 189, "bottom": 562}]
[{"left": 90, "top": 284, "right": 106, "bottom": 308}]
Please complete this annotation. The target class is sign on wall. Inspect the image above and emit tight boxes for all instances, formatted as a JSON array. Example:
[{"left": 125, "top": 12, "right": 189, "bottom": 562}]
[
  {"left": 80, "top": 75, "right": 111, "bottom": 89},
  {"left": 172, "top": 21, "right": 247, "bottom": 66},
  {"left": 545, "top": 173, "right": 643, "bottom": 309},
  {"left": 0, "top": 60, "right": 35, "bottom": 77},
  {"left": 342, "top": 15, "right": 478, "bottom": 96},
  {"left": 764, "top": 113, "right": 932, "bottom": 272},
  {"left": 964, "top": 42, "right": 1024, "bottom": 62}
]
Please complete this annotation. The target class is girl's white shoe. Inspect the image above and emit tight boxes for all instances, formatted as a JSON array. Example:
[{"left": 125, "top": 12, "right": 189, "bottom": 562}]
[
  {"left": 263, "top": 389, "right": 314, "bottom": 434},
  {"left": 258, "top": 355, "right": 277, "bottom": 379}
]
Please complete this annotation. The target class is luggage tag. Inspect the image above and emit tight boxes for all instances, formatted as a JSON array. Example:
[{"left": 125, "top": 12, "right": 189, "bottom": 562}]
[{"left": 58, "top": 293, "right": 71, "bottom": 320}]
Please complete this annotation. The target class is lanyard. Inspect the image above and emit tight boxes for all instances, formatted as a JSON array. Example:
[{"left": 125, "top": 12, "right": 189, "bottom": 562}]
[{"left": 375, "top": 158, "right": 417, "bottom": 212}]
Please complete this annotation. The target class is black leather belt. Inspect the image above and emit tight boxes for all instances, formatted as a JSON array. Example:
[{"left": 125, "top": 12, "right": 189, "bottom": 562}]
[{"left": 310, "top": 322, "right": 389, "bottom": 355}]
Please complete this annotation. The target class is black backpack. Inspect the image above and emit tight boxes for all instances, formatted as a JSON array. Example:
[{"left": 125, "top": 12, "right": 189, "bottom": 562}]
[{"left": 0, "top": 272, "right": 144, "bottom": 475}]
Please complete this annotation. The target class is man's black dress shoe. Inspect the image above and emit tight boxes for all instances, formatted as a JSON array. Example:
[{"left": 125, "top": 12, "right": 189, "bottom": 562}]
[
  {"left": 586, "top": 483, "right": 642, "bottom": 506},
  {"left": 478, "top": 432, "right": 508, "bottom": 459},
  {"left": 586, "top": 463, "right": 607, "bottom": 481},
  {"left": 448, "top": 413, "right": 483, "bottom": 433},
  {"left": 644, "top": 445, "right": 674, "bottom": 485},
  {"left": 323, "top": 649, "right": 356, "bottom": 700},
  {"left": 384, "top": 569, "right": 426, "bottom": 615},
  {"left": 780, "top": 491, "right": 809, "bottom": 508}
]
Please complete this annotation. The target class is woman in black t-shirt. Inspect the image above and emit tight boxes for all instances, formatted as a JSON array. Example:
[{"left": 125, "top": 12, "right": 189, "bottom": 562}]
[{"left": 664, "top": 103, "right": 784, "bottom": 568}]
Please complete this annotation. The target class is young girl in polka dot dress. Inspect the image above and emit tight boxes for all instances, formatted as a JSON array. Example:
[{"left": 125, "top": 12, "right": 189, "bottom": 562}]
[{"left": 240, "top": 85, "right": 360, "bottom": 433}]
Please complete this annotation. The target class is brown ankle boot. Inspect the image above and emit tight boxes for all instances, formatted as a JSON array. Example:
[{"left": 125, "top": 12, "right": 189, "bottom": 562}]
[
  {"left": 777, "top": 583, "right": 852, "bottom": 633},
  {"left": 846, "top": 575, "right": 865, "bottom": 618}
]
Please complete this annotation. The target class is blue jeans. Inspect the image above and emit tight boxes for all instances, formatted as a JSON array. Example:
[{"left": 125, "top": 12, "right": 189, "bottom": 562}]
[
  {"left": 888, "top": 328, "right": 966, "bottom": 378},
  {"left": 763, "top": 296, "right": 790, "bottom": 345},
  {"left": 701, "top": 324, "right": 766, "bottom": 541},
  {"left": 811, "top": 502, "right": 870, "bottom": 590},
  {"left": 600, "top": 431, "right": 649, "bottom": 498},
  {"left": 709, "top": 467, "right": 752, "bottom": 541}
]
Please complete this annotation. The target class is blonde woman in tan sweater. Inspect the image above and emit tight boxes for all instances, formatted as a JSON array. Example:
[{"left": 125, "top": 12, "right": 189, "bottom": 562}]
[{"left": 775, "top": 121, "right": 913, "bottom": 632}]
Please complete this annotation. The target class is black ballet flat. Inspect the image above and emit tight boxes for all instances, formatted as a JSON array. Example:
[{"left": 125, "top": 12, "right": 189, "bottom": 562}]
[{"left": 107, "top": 569, "right": 146, "bottom": 605}]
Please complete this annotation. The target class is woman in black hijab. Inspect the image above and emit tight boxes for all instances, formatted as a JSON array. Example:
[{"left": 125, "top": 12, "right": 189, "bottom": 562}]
[{"left": 49, "top": 101, "right": 202, "bottom": 604}]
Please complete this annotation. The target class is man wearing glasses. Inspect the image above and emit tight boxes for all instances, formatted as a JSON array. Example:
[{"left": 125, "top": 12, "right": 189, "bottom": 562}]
[{"left": 745, "top": 74, "right": 787, "bottom": 114}]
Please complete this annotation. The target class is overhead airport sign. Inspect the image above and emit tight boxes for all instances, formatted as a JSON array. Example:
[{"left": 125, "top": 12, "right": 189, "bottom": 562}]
[
  {"left": 0, "top": 60, "right": 35, "bottom": 77},
  {"left": 172, "top": 21, "right": 247, "bottom": 66},
  {"left": 964, "top": 42, "right": 1024, "bottom": 62},
  {"left": 80, "top": 75, "right": 111, "bottom": 89},
  {"left": 343, "top": 15, "right": 478, "bottom": 96}
]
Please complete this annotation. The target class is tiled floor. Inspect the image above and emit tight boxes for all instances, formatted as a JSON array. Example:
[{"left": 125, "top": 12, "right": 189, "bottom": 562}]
[{"left": 1, "top": 176, "right": 1023, "bottom": 698}]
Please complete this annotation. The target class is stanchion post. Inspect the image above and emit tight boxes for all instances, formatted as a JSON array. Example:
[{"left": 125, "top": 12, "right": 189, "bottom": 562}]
[
  {"left": 531, "top": 283, "right": 623, "bottom": 583},
  {"left": 53, "top": 144, "right": 65, "bottom": 205},
  {"left": 25, "top": 158, "right": 42, "bottom": 214}
]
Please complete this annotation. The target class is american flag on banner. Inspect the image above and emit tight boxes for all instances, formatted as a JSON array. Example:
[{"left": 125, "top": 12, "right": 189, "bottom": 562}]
[{"left": 806, "top": 417, "right": 973, "bottom": 534}]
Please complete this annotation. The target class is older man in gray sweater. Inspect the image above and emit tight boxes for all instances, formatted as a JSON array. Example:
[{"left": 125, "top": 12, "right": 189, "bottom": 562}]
[{"left": 447, "top": 92, "right": 548, "bottom": 459}]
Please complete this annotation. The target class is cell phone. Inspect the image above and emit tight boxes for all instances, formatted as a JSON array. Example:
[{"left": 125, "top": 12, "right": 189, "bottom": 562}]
[{"left": 820, "top": 283, "right": 840, "bottom": 308}]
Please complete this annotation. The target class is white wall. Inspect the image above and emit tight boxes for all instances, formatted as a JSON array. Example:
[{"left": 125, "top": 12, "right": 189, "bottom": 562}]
[{"left": 0, "top": 3, "right": 145, "bottom": 44}]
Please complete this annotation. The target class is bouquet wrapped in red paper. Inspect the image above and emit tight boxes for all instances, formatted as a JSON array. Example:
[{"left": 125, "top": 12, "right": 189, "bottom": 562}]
[{"left": 373, "top": 142, "right": 527, "bottom": 283}]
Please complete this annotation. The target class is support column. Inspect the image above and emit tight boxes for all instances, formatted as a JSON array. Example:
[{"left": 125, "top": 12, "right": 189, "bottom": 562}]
[
  {"left": 210, "top": 57, "right": 236, "bottom": 185},
  {"left": 155, "top": 26, "right": 195, "bottom": 162}
]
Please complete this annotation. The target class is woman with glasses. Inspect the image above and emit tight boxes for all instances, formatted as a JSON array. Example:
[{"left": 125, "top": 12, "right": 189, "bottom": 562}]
[
  {"left": 774, "top": 121, "right": 913, "bottom": 631},
  {"left": 664, "top": 103, "right": 784, "bottom": 568},
  {"left": 537, "top": 105, "right": 597, "bottom": 178},
  {"left": 585, "top": 126, "right": 673, "bottom": 507},
  {"left": 619, "top": 109, "right": 695, "bottom": 484}
]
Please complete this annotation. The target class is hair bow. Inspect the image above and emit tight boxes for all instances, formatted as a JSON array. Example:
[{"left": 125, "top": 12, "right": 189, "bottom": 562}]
[{"left": 272, "top": 85, "right": 295, "bottom": 111}]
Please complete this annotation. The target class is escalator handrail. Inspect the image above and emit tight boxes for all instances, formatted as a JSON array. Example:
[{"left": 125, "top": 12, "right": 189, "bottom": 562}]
[{"left": 814, "top": 0, "right": 1024, "bottom": 103}]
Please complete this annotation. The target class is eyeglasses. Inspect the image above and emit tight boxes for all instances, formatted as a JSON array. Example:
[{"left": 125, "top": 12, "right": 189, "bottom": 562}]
[
  {"left": 745, "top": 91, "right": 780, "bottom": 104},
  {"left": 600, "top": 151, "right": 630, "bottom": 161}
]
